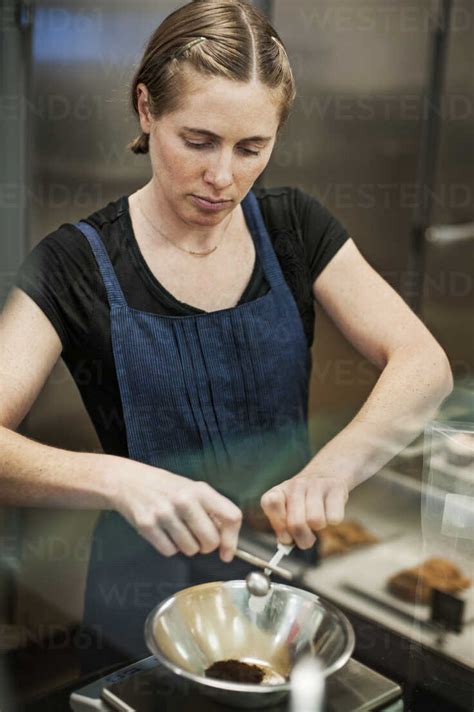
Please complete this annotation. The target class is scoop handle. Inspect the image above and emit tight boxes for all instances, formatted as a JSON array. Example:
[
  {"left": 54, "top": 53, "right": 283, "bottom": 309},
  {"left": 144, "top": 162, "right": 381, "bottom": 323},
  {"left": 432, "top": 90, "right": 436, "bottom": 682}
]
[
  {"left": 234, "top": 547, "right": 293, "bottom": 580},
  {"left": 264, "top": 542, "right": 294, "bottom": 577}
]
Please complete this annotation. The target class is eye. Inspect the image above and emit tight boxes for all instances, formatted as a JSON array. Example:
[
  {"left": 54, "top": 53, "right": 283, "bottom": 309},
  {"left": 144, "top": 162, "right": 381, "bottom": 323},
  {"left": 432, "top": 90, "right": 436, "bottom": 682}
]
[
  {"left": 239, "top": 147, "right": 260, "bottom": 156},
  {"left": 184, "top": 140, "right": 211, "bottom": 150},
  {"left": 183, "top": 140, "right": 260, "bottom": 157}
]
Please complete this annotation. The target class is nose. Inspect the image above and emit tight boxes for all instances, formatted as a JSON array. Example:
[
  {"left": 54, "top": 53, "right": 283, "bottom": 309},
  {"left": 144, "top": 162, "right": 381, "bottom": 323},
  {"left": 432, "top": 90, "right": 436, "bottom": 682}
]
[{"left": 203, "top": 148, "right": 234, "bottom": 190}]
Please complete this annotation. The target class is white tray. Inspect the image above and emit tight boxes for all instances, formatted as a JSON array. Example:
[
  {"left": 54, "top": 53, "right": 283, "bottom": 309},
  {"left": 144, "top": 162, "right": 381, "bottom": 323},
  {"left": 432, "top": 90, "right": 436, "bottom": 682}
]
[{"left": 342, "top": 540, "right": 473, "bottom": 625}]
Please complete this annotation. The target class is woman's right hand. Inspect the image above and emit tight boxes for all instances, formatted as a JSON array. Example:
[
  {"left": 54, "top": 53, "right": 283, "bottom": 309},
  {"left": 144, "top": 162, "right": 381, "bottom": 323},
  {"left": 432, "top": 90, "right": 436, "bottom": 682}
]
[{"left": 109, "top": 457, "right": 242, "bottom": 562}]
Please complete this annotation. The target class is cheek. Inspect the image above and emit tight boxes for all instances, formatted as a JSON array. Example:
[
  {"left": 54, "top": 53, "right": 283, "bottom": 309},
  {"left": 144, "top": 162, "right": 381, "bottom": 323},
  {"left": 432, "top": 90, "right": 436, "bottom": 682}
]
[
  {"left": 151, "top": 132, "right": 193, "bottom": 175},
  {"left": 238, "top": 156, "right": 269, "bottom": 181},
  {"left": 254, "top": 156, "right": 269, "bottom": 173},
  {"left": 169, "top": 146, "right": 204, "bottom": 175},
  {"left": 233, "top": 152, "right": 270, "bottom": 180}
]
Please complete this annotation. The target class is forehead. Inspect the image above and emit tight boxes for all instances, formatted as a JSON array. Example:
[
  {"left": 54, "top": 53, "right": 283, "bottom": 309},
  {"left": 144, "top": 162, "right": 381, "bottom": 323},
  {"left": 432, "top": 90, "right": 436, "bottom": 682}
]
[{"left": 168, "top": 70, "right": 281, "bottom": 139}]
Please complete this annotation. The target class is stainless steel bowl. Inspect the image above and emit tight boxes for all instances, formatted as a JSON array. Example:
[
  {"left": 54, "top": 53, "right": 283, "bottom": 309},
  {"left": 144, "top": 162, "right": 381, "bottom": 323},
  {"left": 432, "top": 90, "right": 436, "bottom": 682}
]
[{"left": 144, "top": 580, "right": 355, "bottom": 709}]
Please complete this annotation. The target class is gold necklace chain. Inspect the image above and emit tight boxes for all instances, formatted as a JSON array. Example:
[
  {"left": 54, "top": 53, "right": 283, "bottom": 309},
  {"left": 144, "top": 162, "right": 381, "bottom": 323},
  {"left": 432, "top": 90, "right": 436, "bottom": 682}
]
[{"left": 136, "top": 195, "right": 233, "bottom": 257}]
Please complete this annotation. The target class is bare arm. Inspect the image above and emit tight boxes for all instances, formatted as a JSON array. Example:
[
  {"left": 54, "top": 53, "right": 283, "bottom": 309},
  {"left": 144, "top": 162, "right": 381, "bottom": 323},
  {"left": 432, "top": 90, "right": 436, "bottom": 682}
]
[
  {"left": 304, "top": 238, "right": 453, "bottom": 488},
  {"left": 0, "top": 288, "right": 114, "bottom": 508},
  {"left": 262, "top": 239, "right": 453, "bottom": 547},
  {"left": 0, "top": 289, "right": 241, "bottom": 560}
]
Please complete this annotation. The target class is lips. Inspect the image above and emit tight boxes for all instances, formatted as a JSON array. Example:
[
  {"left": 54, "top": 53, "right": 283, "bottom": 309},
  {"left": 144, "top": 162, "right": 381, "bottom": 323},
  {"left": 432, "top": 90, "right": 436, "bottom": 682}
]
[{"left": 193, "top": 195, "right": 231, "bottom": 204}]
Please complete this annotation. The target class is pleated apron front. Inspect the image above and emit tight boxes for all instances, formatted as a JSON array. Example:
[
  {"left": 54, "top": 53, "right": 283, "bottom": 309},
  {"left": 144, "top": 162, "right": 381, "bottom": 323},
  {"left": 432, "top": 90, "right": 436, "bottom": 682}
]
[{"left": 75, "top": 189, "right": 312, "bottom": 664}]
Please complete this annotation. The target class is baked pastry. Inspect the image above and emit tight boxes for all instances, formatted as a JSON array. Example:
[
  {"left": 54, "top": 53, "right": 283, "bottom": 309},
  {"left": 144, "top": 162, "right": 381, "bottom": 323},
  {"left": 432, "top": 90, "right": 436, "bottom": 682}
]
[
  {"left": 387, "top": 557, "right": 471, "bottom": 604},
  {"left": 318, "top": 521, "right": 378, "bottom": 557}
]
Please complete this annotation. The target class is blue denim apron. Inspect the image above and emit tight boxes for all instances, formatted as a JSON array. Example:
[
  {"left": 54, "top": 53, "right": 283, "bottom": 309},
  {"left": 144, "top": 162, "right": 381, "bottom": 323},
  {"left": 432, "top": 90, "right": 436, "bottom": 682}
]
[{"left": 75, "top": 189, "right": 312, "bottom": 667}]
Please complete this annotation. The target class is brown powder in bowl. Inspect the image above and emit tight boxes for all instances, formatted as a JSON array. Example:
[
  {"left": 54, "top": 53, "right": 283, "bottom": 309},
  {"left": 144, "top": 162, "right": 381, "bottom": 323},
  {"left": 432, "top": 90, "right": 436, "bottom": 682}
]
[{"left": 205, "top": 659, "right": 265, "bottom": 684}]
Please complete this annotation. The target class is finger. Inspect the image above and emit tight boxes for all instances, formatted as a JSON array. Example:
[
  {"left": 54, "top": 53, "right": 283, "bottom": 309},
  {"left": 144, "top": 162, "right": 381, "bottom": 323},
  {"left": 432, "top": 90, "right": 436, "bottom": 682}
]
[
  {"left": 305, "top": 485, "right": 327, "bottom": 533},
  {"left": 324, "top": 486, "right": 346, "bottom": 525},
  {"left": 198, "top": 485, "right": 242, "bottom": 562},
  {"left": 175, "top": 498, "right": 221, "bottom": 554},
  {"left": 260, "top": 487, "right": 292, "bottom": 544},
  {"left": 286, "top": 480, "right": 316, "bottom": 549},
  {"left": 142, "top": 526, "right": 179, "bottom": 558},
  {"left": 158, "top": 509, "right": 201, "bottom": 557}
]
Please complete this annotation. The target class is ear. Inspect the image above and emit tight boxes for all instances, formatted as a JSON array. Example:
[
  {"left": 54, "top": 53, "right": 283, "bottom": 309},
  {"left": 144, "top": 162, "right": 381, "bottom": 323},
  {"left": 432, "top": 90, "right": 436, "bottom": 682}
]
[{"left": 136, "top": 83, "right": 152, "bottom": 133}]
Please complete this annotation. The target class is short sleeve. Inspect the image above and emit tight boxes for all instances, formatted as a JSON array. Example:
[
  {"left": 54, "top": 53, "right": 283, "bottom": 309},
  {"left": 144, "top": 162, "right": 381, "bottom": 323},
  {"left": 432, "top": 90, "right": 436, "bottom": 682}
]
[
  {"left": 14, "top": 225, "right": 98, "bottom": 351},
  {"left": 292, "top": 188, "right": 350, "bottom": 283}
]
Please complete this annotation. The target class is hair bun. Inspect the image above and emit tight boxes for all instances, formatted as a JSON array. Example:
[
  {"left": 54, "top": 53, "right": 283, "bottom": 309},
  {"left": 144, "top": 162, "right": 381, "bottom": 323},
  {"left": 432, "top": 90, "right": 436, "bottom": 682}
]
[{"left": 128, "top": 132, "right": 150, "bottom": 155}]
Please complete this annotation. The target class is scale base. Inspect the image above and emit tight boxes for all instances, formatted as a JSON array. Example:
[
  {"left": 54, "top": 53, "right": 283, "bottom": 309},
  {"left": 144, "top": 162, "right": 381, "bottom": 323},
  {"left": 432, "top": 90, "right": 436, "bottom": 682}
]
[{"left": 70, "top": 655, "right": 403, "bottom": 711}]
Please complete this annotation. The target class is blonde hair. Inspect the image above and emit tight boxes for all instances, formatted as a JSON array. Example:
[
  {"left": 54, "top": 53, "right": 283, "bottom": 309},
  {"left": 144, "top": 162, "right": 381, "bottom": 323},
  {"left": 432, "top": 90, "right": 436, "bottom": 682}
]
[{"left": 128, "top": 0, "right": 296, "bottom": 154}]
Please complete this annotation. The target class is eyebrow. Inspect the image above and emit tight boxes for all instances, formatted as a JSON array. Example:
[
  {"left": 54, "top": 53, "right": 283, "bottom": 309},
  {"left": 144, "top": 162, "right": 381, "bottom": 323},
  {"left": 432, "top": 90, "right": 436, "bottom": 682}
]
[{"left": 181, "top": 126, "right": 273, "bottom": 142}]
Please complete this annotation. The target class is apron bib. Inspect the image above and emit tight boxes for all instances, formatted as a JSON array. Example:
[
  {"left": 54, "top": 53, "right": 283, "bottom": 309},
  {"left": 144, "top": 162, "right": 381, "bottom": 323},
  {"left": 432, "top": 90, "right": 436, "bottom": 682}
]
[{"left": 75, "top": 189, "right": 312, "bottom": 667}]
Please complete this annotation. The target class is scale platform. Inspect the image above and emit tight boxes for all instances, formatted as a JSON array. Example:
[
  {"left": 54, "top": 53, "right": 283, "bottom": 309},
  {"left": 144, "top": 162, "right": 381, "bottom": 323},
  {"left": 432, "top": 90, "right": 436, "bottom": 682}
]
[{"left": 70, "top": 655, "right": 403, "bottom": 711}]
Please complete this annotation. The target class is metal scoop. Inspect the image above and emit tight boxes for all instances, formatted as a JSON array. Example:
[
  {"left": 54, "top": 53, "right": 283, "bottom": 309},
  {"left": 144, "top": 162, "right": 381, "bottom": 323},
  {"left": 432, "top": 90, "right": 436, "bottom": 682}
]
[
  {"left": 235, "top": 542, "right": 294, "bottom": 597},
  {"left": 246, "top": 570, "right": 271, "bottom": 597}
]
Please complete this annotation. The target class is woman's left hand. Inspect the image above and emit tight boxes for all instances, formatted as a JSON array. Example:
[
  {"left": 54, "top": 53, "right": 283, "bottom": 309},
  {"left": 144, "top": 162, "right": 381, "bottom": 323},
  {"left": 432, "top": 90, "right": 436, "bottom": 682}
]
[{"left": 260, "top": 472, "right": 350, "bottom": 548}]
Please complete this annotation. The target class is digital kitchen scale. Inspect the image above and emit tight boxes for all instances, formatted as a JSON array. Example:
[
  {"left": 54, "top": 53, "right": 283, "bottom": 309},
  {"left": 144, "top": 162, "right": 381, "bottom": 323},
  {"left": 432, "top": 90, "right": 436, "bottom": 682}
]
[{"left": 70, "top": 655, "right": 403, "bottom": 711}]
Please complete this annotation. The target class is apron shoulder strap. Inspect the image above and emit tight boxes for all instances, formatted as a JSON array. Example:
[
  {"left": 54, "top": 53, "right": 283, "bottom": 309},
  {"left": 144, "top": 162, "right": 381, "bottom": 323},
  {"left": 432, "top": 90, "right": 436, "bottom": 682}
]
[
  {"left": 251, "top": 187, "right": 315, "bottom": 347},
  {"left": 75, "top": 220, "right": 127, "bottom": 309}
]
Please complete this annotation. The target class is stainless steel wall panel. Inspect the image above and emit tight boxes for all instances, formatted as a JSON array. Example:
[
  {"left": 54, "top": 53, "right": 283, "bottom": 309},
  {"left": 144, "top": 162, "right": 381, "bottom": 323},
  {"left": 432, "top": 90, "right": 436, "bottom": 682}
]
[
  {"left": 29, "top": 1, "right": 183, "bottom": 242},
  {"left": 264, "top": 0, "right": 473, "bottom": 450}
]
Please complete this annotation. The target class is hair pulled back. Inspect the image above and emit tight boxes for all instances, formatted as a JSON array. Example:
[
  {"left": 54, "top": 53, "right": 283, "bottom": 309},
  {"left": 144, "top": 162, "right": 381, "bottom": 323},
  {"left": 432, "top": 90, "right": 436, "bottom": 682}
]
[{"left": 128, "top": 0, "right": 296, "bottom": 154}]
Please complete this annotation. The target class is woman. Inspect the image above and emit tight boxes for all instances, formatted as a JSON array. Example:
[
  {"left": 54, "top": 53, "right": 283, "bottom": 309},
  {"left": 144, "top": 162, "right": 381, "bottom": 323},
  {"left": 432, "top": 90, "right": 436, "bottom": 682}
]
[{"left": 0, "top": 0, "right": 452, "bottom": 671}]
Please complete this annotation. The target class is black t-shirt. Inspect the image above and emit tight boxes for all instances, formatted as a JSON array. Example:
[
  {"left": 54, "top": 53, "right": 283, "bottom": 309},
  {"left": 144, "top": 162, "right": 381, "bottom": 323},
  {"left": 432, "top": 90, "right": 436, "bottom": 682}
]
[{"left": 15, "top": 185, "right": 349, "bottom": 457}]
